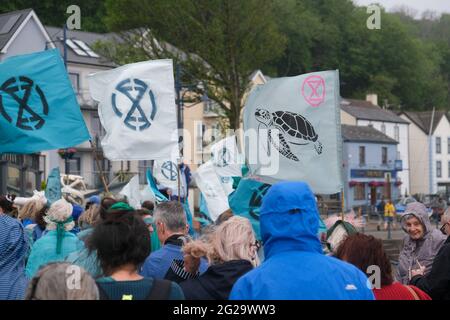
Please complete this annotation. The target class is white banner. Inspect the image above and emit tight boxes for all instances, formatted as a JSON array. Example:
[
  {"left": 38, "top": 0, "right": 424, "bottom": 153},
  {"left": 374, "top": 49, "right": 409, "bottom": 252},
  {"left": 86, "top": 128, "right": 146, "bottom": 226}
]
[
  {"left": 194, "top": 161, "right": 229, "bottom": 222},
  {"left": 88, "top": 59, "right": 178, "bottom": 161},
  {"left": 210, "top": 135, "right": 242, "bottom": 177},
  {"left": 118, "top": 175, "right": 142, "bottom": 209}
]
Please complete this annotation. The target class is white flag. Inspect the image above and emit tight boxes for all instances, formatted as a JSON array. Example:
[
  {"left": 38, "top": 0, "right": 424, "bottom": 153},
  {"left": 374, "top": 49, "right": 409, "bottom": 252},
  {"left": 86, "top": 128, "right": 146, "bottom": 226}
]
[
  {"left": 88, "top": 59, "right": 178, "bottom": 161},
  {"left": 154, "top": 158, "right": 180, "bottom": 190},
  {"left": 119, "top": 175, "right": 141, "bottom": 209},
  {"left": 210, "top": 135, "right": 242, "bottom": 177},
  {"left": 194, "top": 161, "right": 229, "bottom": 222}
]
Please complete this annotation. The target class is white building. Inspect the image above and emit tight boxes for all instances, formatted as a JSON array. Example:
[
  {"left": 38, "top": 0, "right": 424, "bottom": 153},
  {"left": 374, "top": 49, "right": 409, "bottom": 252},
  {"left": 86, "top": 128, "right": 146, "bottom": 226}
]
[
  {"left": 399, "top": 111, "right": 450, "bottom": 196},
  {"left": 340, "top": 95, "right": 410, "bottom": 196}
]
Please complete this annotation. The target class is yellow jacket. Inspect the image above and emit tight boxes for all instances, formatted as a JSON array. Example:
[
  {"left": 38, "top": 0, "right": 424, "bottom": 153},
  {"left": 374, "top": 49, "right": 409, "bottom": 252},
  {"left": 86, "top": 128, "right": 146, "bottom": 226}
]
[{"left": 384, "top": 203, "right": 396, "bottom": 217}]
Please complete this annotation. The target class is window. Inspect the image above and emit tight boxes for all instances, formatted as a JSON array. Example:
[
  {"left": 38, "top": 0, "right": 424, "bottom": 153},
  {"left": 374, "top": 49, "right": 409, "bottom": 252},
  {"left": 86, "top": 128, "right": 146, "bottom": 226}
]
[
  {"left": 359, "top": 146, "right": 366, "bottom": 166},
  {"left": 436, "top": 137, "right": 441, "bottom": 154},
  {"left": 195, "top": 122, "right": 204, "bottom": 152},
  {"left": 382, "top": 147, "right": 388, "bottom": 165},
  {"left": 69, "top": 73, "right": 79, "bottom": 93},
  {"left": 381, "top": 123, "right": 386, "bottom": 134},
  {"left": 448, "top": 161, "right": 450, "bottom": 178},
  {"left": 394, "top": 125, "right": 400, "bottom": 142},
  {"left": 354, "top": 184, "right": 365, "bottom": 201},
  {"left": 67, "top": 156, "right": 81, "bottom": 175},
  {"left": 437, "top": 161, "right": 442, "bottom": 178},
  {"left": 138, "top": 160, "right": 152, "bottom": 184},
  {"left": 64, "top": 38, "right": 100, "bottom": 57}
]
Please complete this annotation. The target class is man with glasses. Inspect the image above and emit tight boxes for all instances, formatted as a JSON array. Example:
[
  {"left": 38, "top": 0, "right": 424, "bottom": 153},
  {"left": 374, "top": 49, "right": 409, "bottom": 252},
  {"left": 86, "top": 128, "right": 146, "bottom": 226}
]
[{"left": 410, "top": 209, "right": 450, "bottom": 300}]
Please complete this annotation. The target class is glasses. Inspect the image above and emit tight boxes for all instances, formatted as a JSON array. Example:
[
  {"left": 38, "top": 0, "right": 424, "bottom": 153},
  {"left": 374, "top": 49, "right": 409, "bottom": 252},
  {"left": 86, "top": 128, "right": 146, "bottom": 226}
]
[
  {"left": 252, "top": 240, "right": 262, "bottom": 250},
  {"left": 440, "top": 223, "right": 448, "bottom": 235}
]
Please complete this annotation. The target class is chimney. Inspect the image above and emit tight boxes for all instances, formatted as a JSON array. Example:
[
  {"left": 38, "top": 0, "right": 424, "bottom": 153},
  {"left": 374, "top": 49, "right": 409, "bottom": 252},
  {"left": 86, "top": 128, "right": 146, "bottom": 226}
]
[{"left": 366, "top": 94, "right": 378, "bottom": 107}]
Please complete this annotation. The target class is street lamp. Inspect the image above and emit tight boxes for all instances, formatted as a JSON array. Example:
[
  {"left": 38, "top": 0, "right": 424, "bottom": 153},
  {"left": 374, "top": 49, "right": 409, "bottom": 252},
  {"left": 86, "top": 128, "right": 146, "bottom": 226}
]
[{"left": 174, "top": 64, "right": 209, "bottom": 132}]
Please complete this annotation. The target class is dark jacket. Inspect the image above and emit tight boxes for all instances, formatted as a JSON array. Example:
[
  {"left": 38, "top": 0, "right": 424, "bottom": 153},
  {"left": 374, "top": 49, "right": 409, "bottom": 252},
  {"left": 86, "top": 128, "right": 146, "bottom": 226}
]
[
  {"left": 179, "top": 260, "right": 253, "bottom": 300},
  {"left": 410, "top": 236, "right": 450, "bottom": 300}
]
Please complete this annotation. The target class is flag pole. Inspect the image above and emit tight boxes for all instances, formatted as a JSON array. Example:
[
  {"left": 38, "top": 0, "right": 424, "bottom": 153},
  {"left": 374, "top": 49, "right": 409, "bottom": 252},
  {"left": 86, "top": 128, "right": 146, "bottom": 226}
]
[
  {"left": 177, "top": 159, "right": 181, "bottom": 204},
  {"left": 90, "top": 140, "right": 110, "bottom": 194}
]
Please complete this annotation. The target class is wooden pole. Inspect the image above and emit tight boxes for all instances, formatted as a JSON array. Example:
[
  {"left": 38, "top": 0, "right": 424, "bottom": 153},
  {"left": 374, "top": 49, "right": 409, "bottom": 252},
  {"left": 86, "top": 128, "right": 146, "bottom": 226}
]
[{"left": 90, "top": 140, "right": 110, "bottom": 194}]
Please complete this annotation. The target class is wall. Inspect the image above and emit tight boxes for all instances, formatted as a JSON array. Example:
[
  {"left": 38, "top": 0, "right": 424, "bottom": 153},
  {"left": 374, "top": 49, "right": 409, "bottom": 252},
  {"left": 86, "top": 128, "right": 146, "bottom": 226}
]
[
  {"left": 400, "top": 114, "right": 429, "bottom": 195},
  {"left": 0, "top": 16, "right": 48, "bottom": 61},
  {"left": 432, "top": 116, "right": 450, "bottom": 194}
]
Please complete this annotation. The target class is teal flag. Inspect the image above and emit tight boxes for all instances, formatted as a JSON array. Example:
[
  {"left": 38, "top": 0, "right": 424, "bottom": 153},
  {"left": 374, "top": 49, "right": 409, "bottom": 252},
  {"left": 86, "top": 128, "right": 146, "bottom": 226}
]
[
  {"left": 228, "top": 178, "right": 271, "bottom": 240},
  {"left": 0, "top": 49, "right": 90, "bottom": 153},
  {"left": 182, "top": 200, "right": 196, "bottom": 238},
  {"left": 45, "top": 167, "right": 62, "bottom": 206},
  {"left": 243, "top": 70, "right": 342, "bottom": 194},
  {"left": 146, "top": 168, "right": 168, "bottom": 203}
]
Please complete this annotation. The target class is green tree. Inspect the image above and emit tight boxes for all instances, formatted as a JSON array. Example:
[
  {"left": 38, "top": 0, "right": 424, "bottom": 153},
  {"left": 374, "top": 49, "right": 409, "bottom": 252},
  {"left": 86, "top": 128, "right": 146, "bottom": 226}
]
[{"left": 99, "top": 0, "right": 286, "bottom": 130}]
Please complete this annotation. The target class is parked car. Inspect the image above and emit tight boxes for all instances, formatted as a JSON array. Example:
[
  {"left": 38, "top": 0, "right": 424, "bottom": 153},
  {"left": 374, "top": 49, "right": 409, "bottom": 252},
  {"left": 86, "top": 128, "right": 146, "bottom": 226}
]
[{"left": 395, "top": 197, "right": 433, "bottom": 217}]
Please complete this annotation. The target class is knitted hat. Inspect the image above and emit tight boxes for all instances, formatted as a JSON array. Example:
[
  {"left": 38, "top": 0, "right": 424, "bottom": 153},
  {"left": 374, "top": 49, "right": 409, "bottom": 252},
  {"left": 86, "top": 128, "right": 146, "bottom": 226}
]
[{"left": 45, "top": 198, "right": 75, "bottom": 254}]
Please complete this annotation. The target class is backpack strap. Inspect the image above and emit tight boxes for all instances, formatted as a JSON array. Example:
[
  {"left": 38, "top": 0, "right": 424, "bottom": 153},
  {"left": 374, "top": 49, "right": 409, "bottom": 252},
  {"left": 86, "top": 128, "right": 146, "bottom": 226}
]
[
  {"left": 405, "top": 285, "right": 420, "bottom": 300},
  {"left": 147, "top": 279, "right": 172, "bottom": 300},
  {"left": 96, "top": 283, "right": 111, "bottom": 300}
]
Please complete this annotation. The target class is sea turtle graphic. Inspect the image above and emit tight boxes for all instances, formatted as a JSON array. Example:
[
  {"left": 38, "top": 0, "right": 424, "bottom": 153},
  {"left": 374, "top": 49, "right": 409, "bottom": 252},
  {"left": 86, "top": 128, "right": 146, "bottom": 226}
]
[{"left": 255, "top": 108, "right": 323, "bottom": 162}]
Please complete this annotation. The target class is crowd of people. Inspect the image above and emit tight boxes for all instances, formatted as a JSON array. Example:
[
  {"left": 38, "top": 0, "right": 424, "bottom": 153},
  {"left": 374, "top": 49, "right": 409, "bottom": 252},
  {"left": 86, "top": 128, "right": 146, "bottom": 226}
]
[{"left": 0, "top": 180, "right": 449, "bottom": 300}]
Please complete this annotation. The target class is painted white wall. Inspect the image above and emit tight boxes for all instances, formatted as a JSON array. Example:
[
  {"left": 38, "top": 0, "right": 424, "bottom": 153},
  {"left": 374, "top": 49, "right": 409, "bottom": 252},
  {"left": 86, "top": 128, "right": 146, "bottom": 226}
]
[
  {"left": 400, "top": 114, "right": 429, "bottom": 195},
  {"left": 0, "top": 16, "right": 48, "bottom": 61},
  {"left": 432, "top": 116, "right": 450, "bottom": 194},
  {"left": 357, "top": 120, "right": 410, "bottom": 196}
]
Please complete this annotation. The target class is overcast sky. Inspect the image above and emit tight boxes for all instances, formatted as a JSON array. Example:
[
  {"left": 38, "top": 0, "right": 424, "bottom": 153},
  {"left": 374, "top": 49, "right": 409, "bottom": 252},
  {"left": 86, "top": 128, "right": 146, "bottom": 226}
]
[{"left": 354, "top": 0, "right": 450, "bottom": 17}]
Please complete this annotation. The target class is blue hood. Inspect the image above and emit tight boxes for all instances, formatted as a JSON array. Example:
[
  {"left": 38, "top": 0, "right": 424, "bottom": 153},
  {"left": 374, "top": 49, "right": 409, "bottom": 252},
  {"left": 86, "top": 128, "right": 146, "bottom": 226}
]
[{"left": 260, "top": 181, "right": 322, "bottom": 259}]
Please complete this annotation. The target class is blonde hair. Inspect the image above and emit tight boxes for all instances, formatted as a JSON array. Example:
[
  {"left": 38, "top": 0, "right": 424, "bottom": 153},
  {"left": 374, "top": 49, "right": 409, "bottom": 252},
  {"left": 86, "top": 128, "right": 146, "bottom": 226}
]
[
  {"left": 18, "top": 200, "right": 45, "bottom": 221},
  {"left": 183, "top": 216, "right": 260, "bottom": 267},
  {"left": 78, "top": 204, "right": 100, "bottom": 228},
  {"left": 25, "top": 263, "right": 99, "bottom": 300}
]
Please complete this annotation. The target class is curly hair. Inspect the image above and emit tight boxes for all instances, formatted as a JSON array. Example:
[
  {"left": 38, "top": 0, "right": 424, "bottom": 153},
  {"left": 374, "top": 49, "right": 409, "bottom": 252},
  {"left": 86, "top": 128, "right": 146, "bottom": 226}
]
[
  {"left": 183, "top": 216, "right": 259, "bottom": 267},
  {"left": 335, "top": 233, "right": 393, "bottom": 286},
  {"left": 88, "top": 213, "right": 150, "bottom": 276}
]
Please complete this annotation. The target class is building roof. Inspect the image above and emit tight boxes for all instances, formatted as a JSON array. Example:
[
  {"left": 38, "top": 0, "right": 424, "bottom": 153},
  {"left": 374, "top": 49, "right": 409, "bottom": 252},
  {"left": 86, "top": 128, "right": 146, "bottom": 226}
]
[
  {"left": 0, "top": 8, "right": 33, "bottom": 51},
  {"left": 341, "top": 98, "right": 409, "bottom": 124},
  {"left": 400, "top": 110, "right": 449, "bottom": 135},
  {"left": 341, "top": 124, "right": 398, "bottom": 144},
  {"left": 45, "top": 26, "right": 116, "bottom": 68}
]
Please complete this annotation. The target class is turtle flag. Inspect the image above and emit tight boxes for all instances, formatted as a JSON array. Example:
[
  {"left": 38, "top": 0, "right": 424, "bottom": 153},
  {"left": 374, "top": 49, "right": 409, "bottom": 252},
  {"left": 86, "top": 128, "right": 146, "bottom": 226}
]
[
  {"left": 45, "top": 167, "right": 62, "bottom": 206},
  {"left": 88, "top": 59, "right": 178, "bottom": 161},
  {"left": 228, "top": 178, "right": 271, "bottom": 240},
  {"left": 210, "top": 135, "right": 243, "bottom": 178},
  {"left": 193, "top": 161, "right": 230, "bottom": 222},
  {"left": 243, "top": 70, "right": 342, "bottom": 194},
  {"left": 0, "top": 49, "right": 90, "bottom": 153}
]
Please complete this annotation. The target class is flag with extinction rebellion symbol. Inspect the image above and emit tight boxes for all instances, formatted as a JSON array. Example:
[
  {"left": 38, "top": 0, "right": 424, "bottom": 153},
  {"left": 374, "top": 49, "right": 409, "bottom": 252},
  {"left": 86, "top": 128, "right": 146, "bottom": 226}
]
[{"left": 0, "top": 49, "right": 90, "bottom": 153}]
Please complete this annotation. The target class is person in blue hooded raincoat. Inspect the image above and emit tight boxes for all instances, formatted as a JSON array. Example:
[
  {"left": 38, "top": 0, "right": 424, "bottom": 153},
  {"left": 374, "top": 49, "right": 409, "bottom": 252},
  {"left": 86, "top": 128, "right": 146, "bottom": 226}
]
[
  {"left": 229, "top": 181, "right": 374, "bottom": 300},
  {"left": 25, "top": 199, "right": 84, "bottom": 278},
  {"left": 0, "top": 195, "right": 29, "bottom": 300}
]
